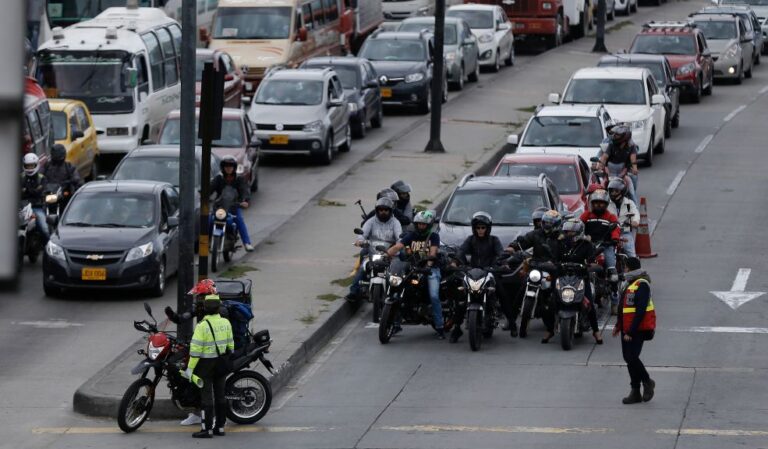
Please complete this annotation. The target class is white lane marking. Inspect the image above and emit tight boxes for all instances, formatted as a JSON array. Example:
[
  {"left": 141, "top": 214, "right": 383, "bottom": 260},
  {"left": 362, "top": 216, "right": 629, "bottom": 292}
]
[
  {"left": 666, "top": 170, "right": 686, "bottom": 195},
  {"left": 32, "top": 426, "right": 320, "bottom": 435},
  {"left": 710, "top": 268, "right": 765, "bottom": 310},
  {"left": 658, "top": 428, "right": 768, "bottom": 437},
  {"left": 649, "top": 219, "right": 658, "bottom": 236},
  {"left": 723, "top": 105, "right": 747, "bottom": 122},
  {"left": 669, "top": 326, "right": 768, "bottom": 334},
  {"left": 381, "top": 424, "right": 611, "bottom": 435},
  {"left": 13, "top": 320, "right": 84, "bottom": 329},
  {"left": 694, "top": 134, "right": 714, "bottom": 153},
  {"left": 365, "top": 322, "right": 380, "bottom": 329},
  {"left": 760, "top": 85, "right": 768, "bottom": 95},
  {"left": 731, "top": 268, "right": 751, "bottom": 292}
]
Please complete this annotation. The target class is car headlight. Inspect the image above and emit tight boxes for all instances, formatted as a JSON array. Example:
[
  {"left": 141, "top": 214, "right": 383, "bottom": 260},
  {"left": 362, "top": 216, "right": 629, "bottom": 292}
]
[
  {"left": 303, "top": 120, "right": 323, "bottom": 133},
  {"left": 348, "top": 102, "right": 358, "bottom": 112},
  {"left": 446, "top": 52, "right": 457, "bottom": 61},
  {"left": 147, "top": 341, "right": 163, "bottom": 360},
  {"left": 677, "top": 63, "right": 695, "bottom": 76},
  {"left": 215, "top": 208, "right": 227, "bottom": 220},
  {"left": 561, "top": 287, "right": 576, "bottom": 303},
  {"left": 468, "top": 278, "right": 484, "bottom": 292},
  {"left": 529, "top": 269, "right": 542, "bottom": 283},
  {"left": 405, "top": 73, "right": 425, "bottom": 83},
  {"left": 724, "top": 44, "right": 740, "bottom": 58},
  {"left": 389, "top": 275, "right": 403, "bottom": 286},
  {"left": 46, "top": 241, "right": 66, "bottom": 262},
  {"left": 125, "top": 242, "right": 154, "bottom": 262},
  {"left": 481, "top": 49, "right": 493, "bottom": 59},
  {"left": 631, "top": 119, "right": 648, "bottom": 130},
  {"left": 479, "top": 33, "right": 494, "bottom": 43},
  {"left": 542, "top": 2, "right": 553, "bottom": 9}
]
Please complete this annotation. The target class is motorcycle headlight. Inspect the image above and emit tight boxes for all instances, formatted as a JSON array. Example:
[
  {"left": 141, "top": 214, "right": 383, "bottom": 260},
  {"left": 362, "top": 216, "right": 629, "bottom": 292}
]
[
  {"left": 561, "top": 287, "right": 576, "bottom": 303},
  {"left": 147, "top": 341, "right": 163, "bottom": 360},
  {"left": 468, "top": 278, "right": 484, "bottom": 292},
  {"left": 215, "top": 208, "right": 227, "bottom": 220},
  {"left": 45, "top": 194, "right": 58, "bottom": 204},
  {"left": 348, "top": 102, "right": 358, "bottom": 112},
  {"left": 125, "top": 242, "right": 154, "bottom": 262},
  {"left": 631, "top": 119, "right": 647, "bottom": 130},
  {"left": 529, "top": 269, "right": 542, "bottom": 283},
  {"left": 45, "top": 241, "right": 66, "bottom": 262},
  {"left": 677, "top": 62, "right": 695, "bottom": 76},
  {"left": 405, "top": 73, "right": 425, "bottom": 83},
  {"left": 371, "top": 254, "right": 384, "bottom": 262},
  {"left": 303, "top": 120, "right": 323, "bottom": 133},
  {"left": 479, "top": 33, "right": 494, "bottom": 43},
  {"left": 389, "top": 275, "right": 403, "bottom": 287}
]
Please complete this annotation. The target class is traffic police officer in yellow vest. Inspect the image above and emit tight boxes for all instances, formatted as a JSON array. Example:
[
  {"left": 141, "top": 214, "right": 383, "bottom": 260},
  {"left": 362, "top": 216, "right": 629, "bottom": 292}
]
[{"left": 184, "top": 294, "right": 234, "bottom": 438}]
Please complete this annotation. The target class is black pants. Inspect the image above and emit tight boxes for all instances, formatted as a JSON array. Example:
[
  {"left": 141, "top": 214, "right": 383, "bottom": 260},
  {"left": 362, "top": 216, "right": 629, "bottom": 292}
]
[
  {"left": 499, "top": 280, "right": 522, "bottom": 325},
  {"left": 621, "top": 335, "right": 650, "bottom": 388},
  {"left": 199, "top": 361, "right": 227, "bottom": 431}
]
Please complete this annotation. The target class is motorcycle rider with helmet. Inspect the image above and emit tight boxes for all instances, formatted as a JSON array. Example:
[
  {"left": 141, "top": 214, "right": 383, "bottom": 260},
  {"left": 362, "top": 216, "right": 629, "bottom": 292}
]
[
  {"left": 580, "top": 189, "right": 622, "bottom": 314},
  {"left": 346, "top": 197, "right": 403, "bottom": 302},
  {"left": 210, "top": 156, "right": 254, "bottom": 252},
  {"left": 386, "top": 210, "right": 445, "bottom": 339},
  {"left": 20, "top": 153, "right": 50, "bottom": 240},
  {"left": 552, "top": 218, "right": 603, "bottom": 344},
  {"left": 531, "top": 206, "right": 549, "bottom": 230},
  {"left": 41, "top": 143, "right": 82, "bottom": 202},
  {"left": 597, "top": 124, "right": 638, "bottom": 202},
  {"left": 364, "top": 188, "right": 412, "bottom": 227},
  {"left": 607, "top": 178, "right": 640, "bottom": 258},
  {"left": 390, "top": 180, "right": 414, "bottom": 223}
]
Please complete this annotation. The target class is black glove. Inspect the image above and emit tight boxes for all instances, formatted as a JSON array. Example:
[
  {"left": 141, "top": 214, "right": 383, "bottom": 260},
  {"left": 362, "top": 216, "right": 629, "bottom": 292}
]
[{"left": 164, "top": 306, "right": 180, "bottom": 324}]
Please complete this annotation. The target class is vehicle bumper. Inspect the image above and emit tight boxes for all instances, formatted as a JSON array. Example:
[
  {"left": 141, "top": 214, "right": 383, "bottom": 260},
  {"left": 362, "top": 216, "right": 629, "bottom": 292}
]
[
  {"left": 512, "top": 19, "right": 558, "bottom": 38},
  {"left": 96, "top": 134, "right": 138, "bottom": 154},
  {"left": 614, "top": 0, "right": 629, "bottom": 12},
  {"left": 477, "top": 43, "right": 497, "bottom": 66},
  {"left": 43, "top": 253, "right": 160, "bottom": 290},
  {"left": 380, "top": 81, "right": 429, "bottom": 106},
  {"left": 713, "top": 56, "right": 742, "bottom": 79},
  {"left": 672, "top": 75, "right": 698, "bottom": 94},
  {"left": 254, "top": 129, "right": 325, "bottom": 156}
]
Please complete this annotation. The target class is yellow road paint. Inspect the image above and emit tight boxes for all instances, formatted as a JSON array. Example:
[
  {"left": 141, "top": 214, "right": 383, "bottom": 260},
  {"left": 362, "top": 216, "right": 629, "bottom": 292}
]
[
  {"left": 32, "top": 426, "right": 319, "bottom": 435},
  {"left": 657, "top": 428, "right": 768, "bottom": 437},
  {"left": 381, "top": 424, "right": 611, "bottom": 435}
]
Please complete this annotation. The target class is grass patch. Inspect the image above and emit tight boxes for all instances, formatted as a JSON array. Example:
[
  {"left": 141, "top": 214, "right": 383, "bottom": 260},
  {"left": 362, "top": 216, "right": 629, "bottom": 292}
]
[
  {"left": 265, "top": 240, "right": 275, "bottom": 245},
  {"left": 318, "top": 199, "right": 346, "bottom": 207},
  {"left": 418, "top": 199, "right": 433, "bottom": 205},
  {"left": 441, "top": 173, "right": 458, "bottom": 185},
  {"left": 516, "top": 105, "right": 538, "bottom": 113},
  {"left": 363, "top": 157, "right": 377, "bottom": 163},
  {"left": 606, "top": 20, "right": 633, "bottom": 34},
  {"left": 317, "top": 293, "right": 341, "bottom": 302},
  {"left": 298, "top": 310, "right": 317, "bottom": 325},
  {"left": 331, "top": 276, "right": 354, "bottom": 287},
  {"left": 413, "top": 204, "right": 427, "bottom": 213},
  {"left": 218, "top": 264, "right": 259, "bottom": 279}
]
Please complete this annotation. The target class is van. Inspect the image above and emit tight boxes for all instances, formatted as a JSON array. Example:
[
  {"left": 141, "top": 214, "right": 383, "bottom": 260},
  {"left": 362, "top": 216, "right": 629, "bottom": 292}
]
[
  {"left": 23, "top": 77, "right": 53, "bottom": 158},
  {"left": 203, "top": 0, "right": 347, "bottom": 101},
  {"left": 37, "top": 4, "right": 181, "bottom": 157}
]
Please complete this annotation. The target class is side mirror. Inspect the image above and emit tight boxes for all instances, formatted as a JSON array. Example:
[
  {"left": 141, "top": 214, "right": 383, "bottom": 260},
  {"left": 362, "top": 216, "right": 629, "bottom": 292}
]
[
  {"left": 144, "top": 302, "right": 154, "bottom": 320},
  {"left": 126, "top": 67, "right": 138, "bottom": 89},
  {"left": 167, "top": 216, "right": 179, "bottom": 228},
  {"left": 506, "top": 134, "right": 519, "bottom": 145},
  {"left": 72, "top": 130, "right": 84, "bottom": 140},
  {"left": 497, "top": 22, "right": 511, "bottom": 31},
  {"left": 702, "top": 48, "right": 712, "bottom": 57},
  {"left": 353, "top": 228, "right": 364, "bottom": 235},
  {"left": 199, "top": 27, "right": 210, "bottom": 43},
  {"left": 548, "top": 92, "right": 561, "bottom": 104},
  {"left": 651, "top": 94, "right": 665, "bottom": 105},
  {"left": 141, "top": 138, "right": 153, "bottom": 145},
  {"left": 296, "top": 27, "right": 308, "bottom": 42},
  {"left": 463, "top": 37, "right": 475, "bottom": 46},
  {"left": 365, "top": 80, "right": 379, "bottom": 89},
  {"left": 589, "top": 156, "right": 600, "bottom": 163},
  {"left": 95, "top": 174, "right": 107, "bottom": 181},
  {"left": 248, "top": 138, "right": 261, "bottom": 148},
  {"left": 329, "top": 97, "right": 344, "bottom": 107}
]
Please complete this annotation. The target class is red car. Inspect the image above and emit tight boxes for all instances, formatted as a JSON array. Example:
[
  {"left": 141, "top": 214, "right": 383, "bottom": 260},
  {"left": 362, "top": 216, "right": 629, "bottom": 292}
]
[
  {"left": 493, "top": 153, "right": 592, "bottom": 215},
  {"left": 196, "top": 49, "right": 244, "bottom": 108},
  {"left": 629, "top": 22, "right": 714, "bottom": 103}
]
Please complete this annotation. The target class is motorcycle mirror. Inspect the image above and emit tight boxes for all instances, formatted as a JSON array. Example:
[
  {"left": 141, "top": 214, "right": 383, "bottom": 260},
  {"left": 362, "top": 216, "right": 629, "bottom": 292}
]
[
  {"left": 353, "top": 228, "right": 364, "bottom": 235},
  {"left": 143, "top": 302, "right": 155, "bottom": 321}
]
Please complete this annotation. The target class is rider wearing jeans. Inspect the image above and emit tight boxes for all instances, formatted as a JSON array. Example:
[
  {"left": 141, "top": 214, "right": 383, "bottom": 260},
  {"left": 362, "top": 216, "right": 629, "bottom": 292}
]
[
  {"left": 608, "top": 178, "right": 640, "bottom": 258},
  {"left": 580, "top": 189, "right": 621, "bottom": 314},
  {"left": 386, "top": 210, "right": 445, "bottom": 339},
  {"left": 210, "top": 156, "right": 253, "bottom": 252},
  {"left": 598, "top": 124, "right": 638, "bottom": 202}
]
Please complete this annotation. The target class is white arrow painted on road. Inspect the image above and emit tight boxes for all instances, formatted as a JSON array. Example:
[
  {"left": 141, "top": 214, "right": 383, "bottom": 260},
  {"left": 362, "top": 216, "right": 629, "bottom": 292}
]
[{"left": 711, "top": 268, "right": 765, "bottom": 310}]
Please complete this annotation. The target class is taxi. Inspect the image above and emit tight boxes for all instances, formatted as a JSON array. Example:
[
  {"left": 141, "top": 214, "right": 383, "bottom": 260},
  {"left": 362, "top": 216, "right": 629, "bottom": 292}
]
[{"left": 49, "top": 98, "right": 100, "bottom": 179}]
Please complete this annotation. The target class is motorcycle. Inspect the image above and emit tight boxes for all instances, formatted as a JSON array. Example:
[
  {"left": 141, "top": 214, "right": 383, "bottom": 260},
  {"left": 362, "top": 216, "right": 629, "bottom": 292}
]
[
  {"left": 210, "top": 186, "right": 241, "bottom": 273},
  {"left": 117, "top": 303, "right": 274, "bottom": 433},
  {"left": 555, "top": 262, "right": 596, "bottom": 351},
  {"left": 353, "top": 228, "right": 391, "bottom": 323},
  {"left": 585, "top": 220, "right": 623, "bottom": 305},
  {"left": 43, "top": 182, "right": 69, "bottom": 232},
  {"left": 18, "top": 201, "right": 44, "bottom": 265},
  {"left": 519, "top": 259, "right": 557, "bottom": 338}
]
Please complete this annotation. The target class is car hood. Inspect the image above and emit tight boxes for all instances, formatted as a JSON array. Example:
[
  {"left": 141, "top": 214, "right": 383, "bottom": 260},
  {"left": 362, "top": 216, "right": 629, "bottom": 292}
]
[
  {"left": 249, "top": 104, "right": 324, "bottom": 125},
  {"left": 561, "top": 194, "right": 586, "bottom": 214},
  {"left": 208, "top": 40, "right": 290, "bottom": 69},
  {"left": 664, "top": 55, "right": 696, "bottom": 70},
  {"left": 438, "top": 222, "right": 531, "bottom": 248},
  {"left": 344, "top": 88, "right": 361, "bottom": 102},
  {"left": 55, "top": 226, "right": 155, "bottom": 252},
  {"left": 516, "top": 145, "right": 601, "bottom": 161},
  {"left": 212, "top": 147, "right": 247, "bottom": 165},
  {"left": 602, "top": 104, "right": 651, "bottom": 122},
  {"left": 368, "top": 61, "right": 426, "bottom": 78},
  {"left": 707, "top": 39, "right": 738, "bottom": 54}
]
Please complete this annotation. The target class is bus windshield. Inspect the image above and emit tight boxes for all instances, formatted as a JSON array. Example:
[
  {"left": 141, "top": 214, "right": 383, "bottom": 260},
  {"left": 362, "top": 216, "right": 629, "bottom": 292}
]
[
  {"left": 212, "top": 7, "right": 293, "bottom": 40},
  {"left": 46, "top": 0, "right": 159, "bottom": 28},
  {"left": 38, "top": 50, "right": 135, "bottom": 114}
]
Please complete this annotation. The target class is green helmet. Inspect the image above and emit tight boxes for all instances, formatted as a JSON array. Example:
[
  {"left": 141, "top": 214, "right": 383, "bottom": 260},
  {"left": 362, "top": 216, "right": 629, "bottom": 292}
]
[{"left": 413, "top": 210, "right": 435, "bottom": 236}]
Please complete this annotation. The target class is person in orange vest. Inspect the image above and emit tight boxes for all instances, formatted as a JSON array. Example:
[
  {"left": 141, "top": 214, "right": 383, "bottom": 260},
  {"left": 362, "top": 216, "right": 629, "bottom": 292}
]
[{"left": 613, "top": 256, "right": 656, "bottom": 404}]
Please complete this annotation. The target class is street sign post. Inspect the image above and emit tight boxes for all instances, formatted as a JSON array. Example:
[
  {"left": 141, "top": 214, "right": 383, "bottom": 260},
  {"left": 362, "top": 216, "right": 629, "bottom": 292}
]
[{"left": 424, "top": 0, "right": 446, "bottom": 153}]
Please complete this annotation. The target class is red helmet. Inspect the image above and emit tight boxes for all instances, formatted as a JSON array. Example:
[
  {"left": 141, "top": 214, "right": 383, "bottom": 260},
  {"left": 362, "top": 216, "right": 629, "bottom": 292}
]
[{"left": 188, "top": 279, "right": 217, "bottom": 295}]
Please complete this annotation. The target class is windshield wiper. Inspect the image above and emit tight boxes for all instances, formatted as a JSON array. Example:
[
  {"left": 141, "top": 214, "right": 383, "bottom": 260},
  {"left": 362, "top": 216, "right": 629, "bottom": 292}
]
[
  {"left": 442, "top": 220, "right": 469, "bottom": 226},
  {"left": 93, "top": 223, "right": 141, "bottom": 228},
  {"left": 64, "top": 221, "right": 93, "bottom": 227}
]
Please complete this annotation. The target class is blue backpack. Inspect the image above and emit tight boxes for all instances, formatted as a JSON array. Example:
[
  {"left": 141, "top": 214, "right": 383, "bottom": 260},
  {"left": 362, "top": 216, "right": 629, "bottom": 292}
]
[{"left": 223, "top": 300, "right": 254, "bottom": 350}]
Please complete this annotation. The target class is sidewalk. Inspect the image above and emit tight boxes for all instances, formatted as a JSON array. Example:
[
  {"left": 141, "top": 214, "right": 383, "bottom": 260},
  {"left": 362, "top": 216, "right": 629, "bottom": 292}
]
[{"left": 73, "top": 2, "right": 696, "bottom": 419}]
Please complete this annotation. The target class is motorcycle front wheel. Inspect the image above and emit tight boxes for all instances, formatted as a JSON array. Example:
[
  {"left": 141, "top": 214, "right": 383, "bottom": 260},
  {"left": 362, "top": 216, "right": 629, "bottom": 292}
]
[
  {"left": 117, "top": 378, "right": 155, "bottom": 433},
  {"left": 211, "top": 235, "right": 222, "bottom": 272},
  {"left": 520, "top": 297, "right": 535, "bottom": 337},
  {"left": 468, "top": 309, "right": 482, "bottom": 351},
  {"left": 560, "top": 317, "right": 574, "bottom": 351},
  {"left": 379, "top": 303, "right": 396, "bottom": 344},
  {"left": 370, "top": 284, "right": 384, "bottom": 323},
  {"left": 225, "top": 370, "right": 272, "bottom": 424}
]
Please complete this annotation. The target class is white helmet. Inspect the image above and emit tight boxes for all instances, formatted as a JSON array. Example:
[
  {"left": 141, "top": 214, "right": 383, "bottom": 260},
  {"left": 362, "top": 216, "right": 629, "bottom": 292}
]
[{"left": 23, "top": 153, "right": 39, "bottom": 176}]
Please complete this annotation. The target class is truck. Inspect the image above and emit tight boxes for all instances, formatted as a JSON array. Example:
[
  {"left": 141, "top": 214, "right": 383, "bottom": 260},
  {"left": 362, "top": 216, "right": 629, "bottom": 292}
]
[{"left": 468, "top": 0, "right": 591, "bottom": 49}]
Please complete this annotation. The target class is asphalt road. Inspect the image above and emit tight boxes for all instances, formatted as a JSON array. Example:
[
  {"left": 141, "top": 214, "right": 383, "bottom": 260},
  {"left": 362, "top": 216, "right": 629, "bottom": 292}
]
[{"left": 6, "top": 2, "right": 768, "bottom": 448}]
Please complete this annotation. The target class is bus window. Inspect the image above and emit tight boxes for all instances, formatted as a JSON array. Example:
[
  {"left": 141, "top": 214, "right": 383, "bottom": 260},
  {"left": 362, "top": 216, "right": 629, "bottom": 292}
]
[
  {"left": 136, "top": 54, "right": 150, "bottom": 96},
  {"left": 157, "top": 28, "right": 179, "bottom": 86},
  {"left": 323, "top": 0, "right": 338, "bottom": 21},
  {"left": 142, "top": 33, "right": 165, "bottom": 91},
  {"left": 302, "top": 3, "right": 314, "bottom": 30},
  {"left": 311, "top": 0, "right": 325, "bottom": 26}
]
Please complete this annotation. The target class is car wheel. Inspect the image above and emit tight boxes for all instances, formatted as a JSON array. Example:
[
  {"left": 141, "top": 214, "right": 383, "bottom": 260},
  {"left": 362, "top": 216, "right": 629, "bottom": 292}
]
[
  {"left": 313, "top": 134, "right": 334, "bottom": 165},
  {"left": 655, "top": 130, "right": 665, "bottom": 154},
  {"left": 547, "top": 14, "right": 564, "bottom": 49},
  {"left": 607, "top": 5, "right": 615, "bottom": 20},
  {"left": 671, "top": 108, "right": 680, "bottom": 128},
  {"left": 491, "top": 50, "right": 500, "bottom": 72},
  {"left": 451, "top": 64, "right": 465, "bottom": 91},
  {"left": 735, "top": 64, "right": 743, "bottom": 85},
  {"left": 690, "top": 77, "right": 702, "bottom": 103},
  {"left": 664, "top": 115, "right": 672, "bottom": 139},
  {"left": 630, "top": 0, "right": 637, "bottom": 13},
  {"left": 43, "top": 281, "right": 61, "bottom": 298},
  {"left": 149, "top": 259, "right": 166, "bottom": 298},
  {"left": 351, "top": 117, "right": 366, "bottom": 139},
  {"left": 644, "top": 132, "right": 654, "bottom": 166},
  {"left": 418, "top": 88, "right": 431, "bottom": 114},
  {"left": 703, "top": 69, "right": 713, "bottom": 95},
  {"left": 504, "top": 46, "right": 514, "bottom": 66},
  {"left": 339, "top": 124, "right": 352, "bottom": 152},
  {"left": 371, "top": 104, "right": 383, "bottom": 128},
  {"left": 469, "top": 58, "right": 480, "bottom": 81},
  {"left": 249, "top": 165, "right": 259, "bottom": 192},
  {"left": 745, "top": 61, "right": 753, "bottom": 78}
]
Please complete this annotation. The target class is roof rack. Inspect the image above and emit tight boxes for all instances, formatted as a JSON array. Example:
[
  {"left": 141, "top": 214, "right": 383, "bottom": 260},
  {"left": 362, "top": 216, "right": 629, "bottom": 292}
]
[{"left": 642, "top": 20, "right": 695, "bottom": 28}]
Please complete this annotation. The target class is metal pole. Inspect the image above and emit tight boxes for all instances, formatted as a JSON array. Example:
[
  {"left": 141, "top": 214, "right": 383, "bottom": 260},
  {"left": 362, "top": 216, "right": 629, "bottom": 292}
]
[
  {"left": 424, "top": 0, "right": 446, "bottom": 153},
  {"left": 177, "top": 0, "right": 197, "bottom": 341},
  {"left": 592, "top": 0, "right": 608, "bottom": 53}
]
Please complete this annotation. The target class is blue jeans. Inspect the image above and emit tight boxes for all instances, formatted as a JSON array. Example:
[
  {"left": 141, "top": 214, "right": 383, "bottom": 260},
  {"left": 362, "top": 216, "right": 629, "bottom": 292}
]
[
  {"left": 428, "top": 267, "right": 444, "bottom": 330},
  {"left": 603, "top": 245, "right": 616, "bottom": 270},
  {"left": 349, "top": 248, "right": 370, "bottom": 296},
  {"left": 621, "top": 231, "right": 636, "bottom": 258},
  {"left": 32, "top": 207, "right": 49, "bottom": 239},
  {"left": 208, "top": 208, "right": 251, "bottom": 245}
]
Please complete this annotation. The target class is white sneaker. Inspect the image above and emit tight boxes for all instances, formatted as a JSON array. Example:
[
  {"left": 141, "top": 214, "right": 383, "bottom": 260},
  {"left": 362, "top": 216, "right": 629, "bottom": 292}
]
[
  {"left": 180, "top": 413, "right": 202, "bottom": 426},
  {"left": 244, "top": 243, "right": 255, "bottom": 252}
]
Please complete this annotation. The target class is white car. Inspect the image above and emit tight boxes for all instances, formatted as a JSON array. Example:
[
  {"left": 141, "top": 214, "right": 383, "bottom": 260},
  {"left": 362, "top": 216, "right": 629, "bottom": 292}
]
[
  {"left": 549, "top": 67, "right": 666, "bottom": 166},
  {"left": 506, "top": 104, "right": 614, "bottom": 162},
  {"left": 614, "top": 0, "right": 637, "bottom": 17},
  {"left": 447, "top": 3, "right": 515, "bottom": 71}
]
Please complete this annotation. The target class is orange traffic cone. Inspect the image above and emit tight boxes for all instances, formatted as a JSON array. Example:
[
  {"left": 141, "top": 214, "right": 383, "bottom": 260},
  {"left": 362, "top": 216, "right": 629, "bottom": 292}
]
[{"left": 636, "top": 196, "right": 657, "bottom": 258}]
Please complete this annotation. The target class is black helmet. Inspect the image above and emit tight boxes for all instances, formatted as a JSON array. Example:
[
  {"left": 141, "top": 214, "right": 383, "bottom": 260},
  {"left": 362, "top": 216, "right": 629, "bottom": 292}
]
[
  {"left": 610, "top": 124, "right": 632, "bottom": 145},
  {"left": 607, "top": 177, "right": 626, "bottom": 201},
  {"left": 390, "top": 180, "right": 412, "bottom": 195},
  {"left": 531, "top": 206, "right": 548, "bottom": 228},
  {"left": 376, "top": 188, "right": 399, "bottom": 202},
  {"left": 220, "top": 155, "right": 237, "bottom": 173},
  {"left": 471, "top": 211, "right": 492, "bottom": 236},
  {"left": 541, "top": 210, "right": 562, "bottom": 234},
  {"left": 50, "top": 144, "right": 67, "bottom": 164}
]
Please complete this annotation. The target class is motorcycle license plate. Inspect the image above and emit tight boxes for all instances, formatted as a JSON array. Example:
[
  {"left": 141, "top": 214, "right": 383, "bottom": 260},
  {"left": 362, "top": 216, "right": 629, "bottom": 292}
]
[
  {"left": 213, "top": 226, "right": 225, "bottom": 237},
  {"left": 269, "top": 134, "right": 289, "bottom": 145},
  {"left": 380, "top": 88, "right": 392, "bottom": 98},
  {"left": 81, "top": 267, "right": 106, "bottom": 281}
]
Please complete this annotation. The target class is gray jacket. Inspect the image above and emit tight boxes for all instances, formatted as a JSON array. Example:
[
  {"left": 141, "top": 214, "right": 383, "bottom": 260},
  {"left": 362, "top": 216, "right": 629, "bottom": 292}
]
[{"left": 358, "top": 215, "right": 402, "bottom": 246}]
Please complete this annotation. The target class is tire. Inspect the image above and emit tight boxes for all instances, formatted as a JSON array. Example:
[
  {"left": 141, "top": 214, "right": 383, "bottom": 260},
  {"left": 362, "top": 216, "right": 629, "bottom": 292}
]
[
  {"left": 149, "top": 260, "right": 166, "bottom": 297},
  {"left": 371, "top": 284, "right": 384, "bottom": 324},
  {"left": 630, "top": 0, "right": 637, "bottom": 13},
  {"left": 28, "top": 250, "right": 38, "bottom": 264},
  {"left": 546, "top": 14, "right": 564, "bottom": 49},
  {"left": 491, "top": 50, "right": 500, "bottom": 72},
  {"left": 467, "top": 309, "right": 482, "bottom": 351},
  {"left": 671, "top": 109, "right": 680, "bottom": 128},
  {"left": 225, "top": 370, "right": 272, "bottom": 425},
  {"left": 504, "top": 46, "right": 514, "bottom": 66},
  {"left": 211, "top": 235, "right": 222, "bottom": 273},
  {"left": 690, "top": 78, "right": 702, "bottom": 103},
  {"left": 249, "top": 165, "right": 259, "bottom": 192},
  {"left": 351, "top": 117, "right": 366, "bottom": 139},
  {"left": 644, "top": 132, "right": 654, "bottom": 167},
  {"left": 572, "top": 12, "right": 586, "bottom": 39},
  {"left": 745, "top": 62, "right": 753, "bottom": 79},
  {"left": 520, "top": 296, "right": 535, "bottom": 337},
  {"left": 664, "top": 115, "right": 672, "bottom": 139},
  {"left": 560, "top": 317, "right": 574, "bottom": 350},
  {"left": 451, "top": 64, "right": 465, "bottom": 91},
  {"left": 371, "top": 104, "right": 383, "bottom": 128},
  {"left": 379, "top": 303, "right": 396, "bottom": 344},
  {"left": 702, "top": 72, "right": 713, "bottom": 96},
  {"left": 418, "top": 88, "right": 431, "bottom": 114},
  {"left": 735, "top": 64, "right": 743, "bottom": 85},
  {"left": 607, "top": 6, "right": 615, "bottom": 20},
  {"left": 313, "top": 134, "right": 334, "bottom": 165},
  {"left": 338, "top": 124, "right": 352, "bottom": 152},
  {"left": 117, "top": 378, "right": 155, "bottom": 433},
  {"left": 43, "top": 281, "right": 61, "bottom": 297},
  {"left": 469, "top": 59, "right": 481, "bottom": 81},
  {"left": 656, "top": 132, "right": 665, "bottom": 154},
  {"left": 223, "top": 240, "right": 232, "bottom": 263}
]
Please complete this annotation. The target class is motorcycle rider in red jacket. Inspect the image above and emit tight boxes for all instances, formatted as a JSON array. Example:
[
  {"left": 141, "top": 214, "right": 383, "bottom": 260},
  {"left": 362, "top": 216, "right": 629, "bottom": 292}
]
[{"left": 580, "top": 189, "right": 622, "bottom": 314}]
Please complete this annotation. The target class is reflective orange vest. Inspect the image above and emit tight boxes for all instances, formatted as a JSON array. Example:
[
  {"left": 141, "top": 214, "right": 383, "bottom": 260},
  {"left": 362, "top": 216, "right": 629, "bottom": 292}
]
[{"left": 621, "top": 279, "right": 656, "bottom": 332}]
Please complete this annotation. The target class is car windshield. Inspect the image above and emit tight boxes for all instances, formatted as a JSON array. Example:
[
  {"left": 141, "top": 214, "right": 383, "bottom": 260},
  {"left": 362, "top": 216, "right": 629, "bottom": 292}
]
[
  {"left": 522, "top": 116, "right": 604, "bottom": 149},
  {"left": 63, "top": 192, "right": 156, "bottom": 228},
  {"left": 360, "top": 39, "right": 426, "bottom": 62},
  {"left": 695, "top": 21, "right": 737, "bottom": 40},
  {"left": 496, "top": 163, "right": 580, "bottom": 194},
  {"left": 51, "top": 111, "right": 68, "bottom": 141},
  {"left": 563, "top": 79, "right": 646, "bottom": 105},
  {"left": 113, "top": 156, "right": 201, "bottom": 188},
  {"left": 447, "top": 10, "right": 494, "bottom": 29},
  {"left": 37, "top": 50, "right": 134, "bottom": 114},
  {"left": 305, "top": 64, "right": 360, "bottom": 89},
  {"left": 443, "top": 189, "right": 545, "bottom": 226},
  {"left": 398, "top": 22, "right": 458, "bottom": 45},
  {"left": 722, "top": 0, "right": 768, "bottom": 4},
  {"left": 160, "top": 117, "right": 244, "bottom": 148},
  {"left": 212, "top": 7, "right": 292, "bottom": 40},
  {"left": 254, "top": 79, "right": 323, "bottom": 105},
  {"left": 630, "top": 34, "right": 697, "bottom": 55},
  {"left": 598, "top": 60, "right": 667, "bottom": 85}
]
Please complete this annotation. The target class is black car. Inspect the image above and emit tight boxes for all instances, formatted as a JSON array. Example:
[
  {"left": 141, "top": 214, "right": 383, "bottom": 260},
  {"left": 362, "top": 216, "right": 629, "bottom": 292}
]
[
  {"left": 438, "top": 174, "right": 566, "bottom": 248},
  {"left": 597, "top": 54, "right": 681, "bottom": 136},
  {"left": 301, "top": 57, "right": 384, "bottom": 139},
  {"left": 358, "top": 30, "right": 448, "bottom": 114},
  {"left": 43, "top": 181, "right": 181, "bottom": 297}
]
